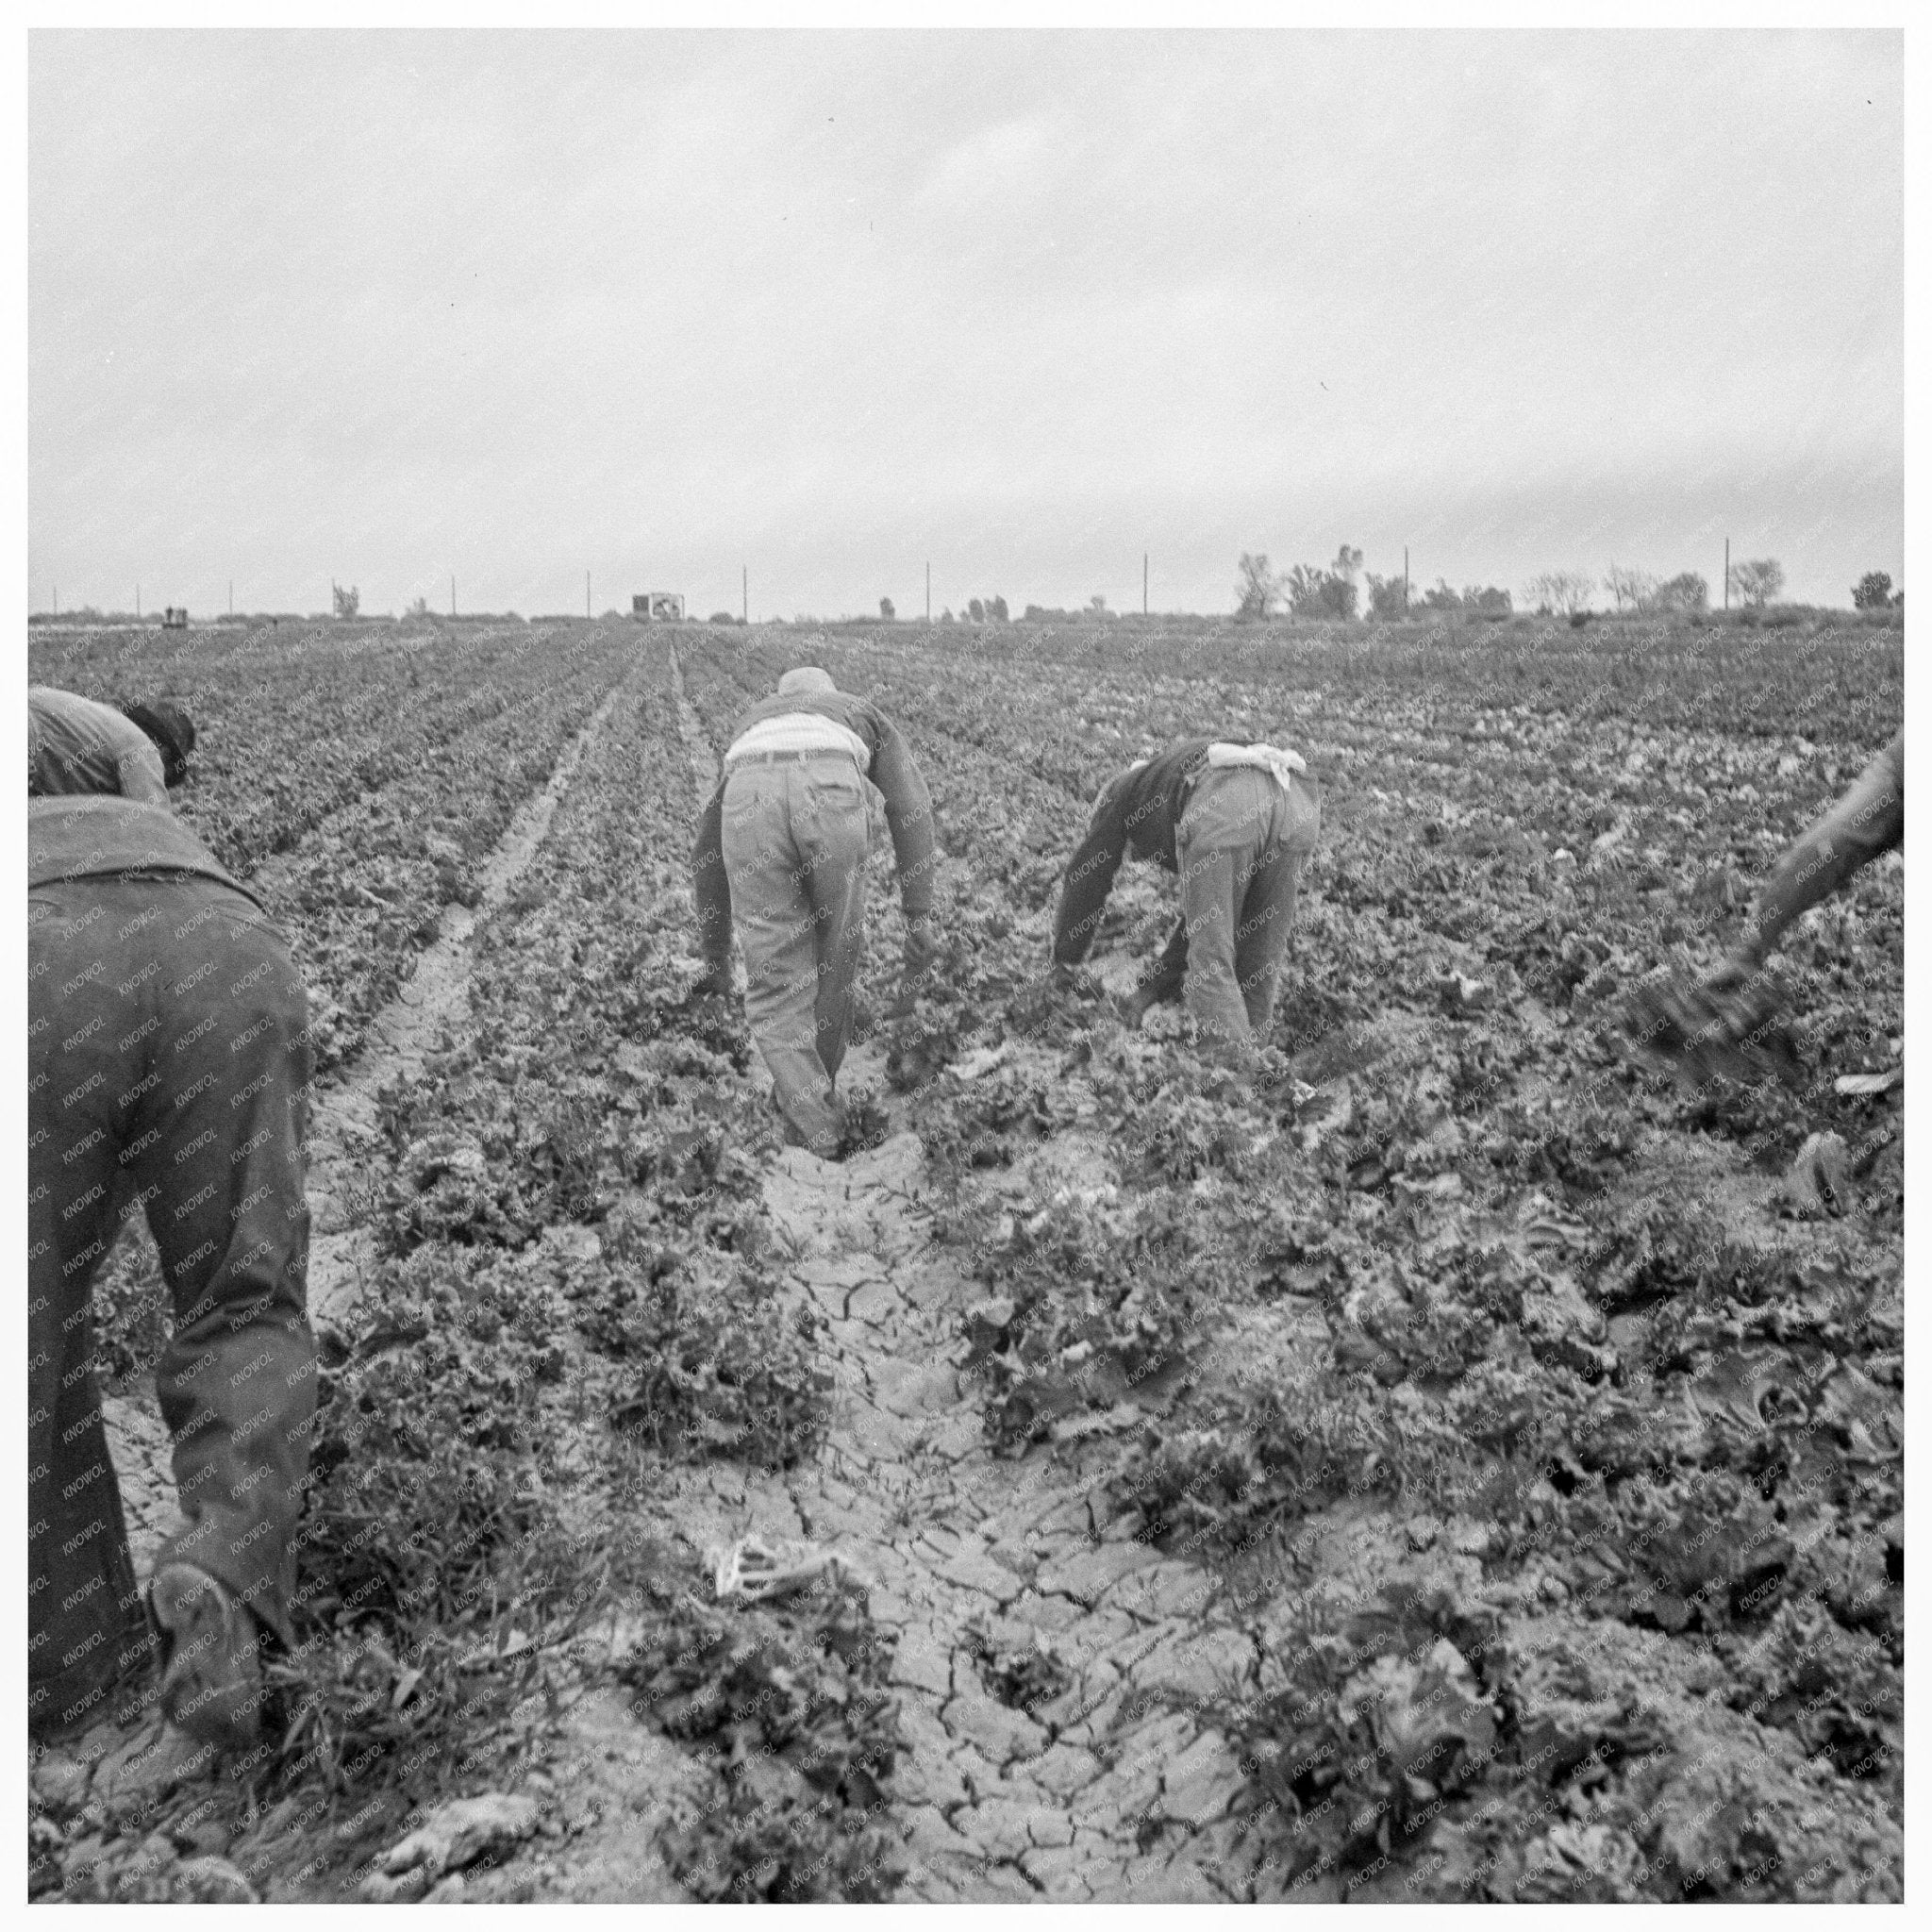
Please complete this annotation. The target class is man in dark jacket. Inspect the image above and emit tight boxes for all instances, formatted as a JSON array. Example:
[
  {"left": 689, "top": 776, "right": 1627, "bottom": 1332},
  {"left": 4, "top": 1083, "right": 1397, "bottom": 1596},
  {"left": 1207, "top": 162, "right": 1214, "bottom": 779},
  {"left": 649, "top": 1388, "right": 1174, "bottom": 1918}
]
[
  {"left": 1053, "top": 737, "right": 1322, "bottom": 1062},
  {"left": 691, "top": 666, "right": 939, "bottom": 1156},
  {"left": 28, "top": 713, "right": 316, "bottom": 1755}
]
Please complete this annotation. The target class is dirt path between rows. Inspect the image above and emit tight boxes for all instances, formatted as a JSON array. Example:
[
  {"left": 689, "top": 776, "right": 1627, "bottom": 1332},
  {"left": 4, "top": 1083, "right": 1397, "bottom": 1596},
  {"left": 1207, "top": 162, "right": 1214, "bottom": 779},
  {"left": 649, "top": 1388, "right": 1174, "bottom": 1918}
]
[
  {"left": 102, "top": 675, "right": 633, "bottom": 1577},
  {"left": 655, "top": 651, "right": 1258, "bottom": 1900}
]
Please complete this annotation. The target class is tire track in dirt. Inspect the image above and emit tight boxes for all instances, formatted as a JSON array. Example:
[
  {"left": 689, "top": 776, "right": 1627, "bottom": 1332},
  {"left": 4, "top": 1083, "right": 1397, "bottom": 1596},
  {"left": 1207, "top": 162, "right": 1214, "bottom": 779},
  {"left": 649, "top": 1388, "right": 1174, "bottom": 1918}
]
[
  {"left": 659, "top": 648, "right": 1258, "bottom": 1901},
  {"left": 103, "top": 673, "right": 635, "bottom": 1575}
]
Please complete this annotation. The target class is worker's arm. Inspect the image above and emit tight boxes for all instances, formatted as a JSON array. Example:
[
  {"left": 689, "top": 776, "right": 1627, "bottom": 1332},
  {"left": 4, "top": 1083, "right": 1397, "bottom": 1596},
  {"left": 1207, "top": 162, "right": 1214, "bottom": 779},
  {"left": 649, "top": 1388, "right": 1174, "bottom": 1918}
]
[
  {"left": 869, "top": 716, "right": 938, "bottom": 921},
  {"left": 1052, "top": 781, "right": 1131, "bottom": 965},
  {"left": 691, "top": 784, "right": 733, "bottom": 981},
  {"left": 1732, "top": 729, "right": 1904, "bottom": 971}
]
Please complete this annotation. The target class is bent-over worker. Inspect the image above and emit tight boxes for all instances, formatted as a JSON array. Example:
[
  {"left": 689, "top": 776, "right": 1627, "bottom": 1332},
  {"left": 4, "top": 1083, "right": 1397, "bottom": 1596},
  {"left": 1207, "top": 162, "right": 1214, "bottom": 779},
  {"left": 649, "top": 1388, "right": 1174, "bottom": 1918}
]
[
  {"left": 28, "top": 710, "right": 316, "bottom": 1755},
  {"left": 1053, "top": 737, "right": 1322, "bottom": 1062},
  {"left": 691, "top": 665, "right": 939, "bottom": 1156},
  {"left": 29, "top": 687, "right": 197, "bottom": 803}
]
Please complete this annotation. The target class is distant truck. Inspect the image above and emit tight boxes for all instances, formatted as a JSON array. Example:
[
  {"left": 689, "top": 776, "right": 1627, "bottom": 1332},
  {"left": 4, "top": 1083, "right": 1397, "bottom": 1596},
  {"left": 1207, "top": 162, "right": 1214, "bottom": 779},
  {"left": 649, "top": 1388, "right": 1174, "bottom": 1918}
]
[
  {"left": 632, "top": 592, "right": 685, "bottom": 623},
  {"left": 161, "top": 608, "right": 189, "bottom": 629}
]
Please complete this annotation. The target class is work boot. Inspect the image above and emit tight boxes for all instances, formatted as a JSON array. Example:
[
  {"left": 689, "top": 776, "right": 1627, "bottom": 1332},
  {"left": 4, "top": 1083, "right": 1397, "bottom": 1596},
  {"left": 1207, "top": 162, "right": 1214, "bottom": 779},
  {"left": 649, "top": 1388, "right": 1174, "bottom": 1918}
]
[
  {"left": 148, "top": 1564, "right": 263, "bottom": 1755},
  {"left": 768, "top": 1093, "right": 848, "bottom": 1160}
]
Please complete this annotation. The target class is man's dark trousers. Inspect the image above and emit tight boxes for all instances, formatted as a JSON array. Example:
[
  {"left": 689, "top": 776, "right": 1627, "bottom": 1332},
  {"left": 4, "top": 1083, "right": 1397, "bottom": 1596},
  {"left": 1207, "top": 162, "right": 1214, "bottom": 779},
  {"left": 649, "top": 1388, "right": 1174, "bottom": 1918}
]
[{"left": 28, "top": 875, "right": 317, "bottom": 1736}]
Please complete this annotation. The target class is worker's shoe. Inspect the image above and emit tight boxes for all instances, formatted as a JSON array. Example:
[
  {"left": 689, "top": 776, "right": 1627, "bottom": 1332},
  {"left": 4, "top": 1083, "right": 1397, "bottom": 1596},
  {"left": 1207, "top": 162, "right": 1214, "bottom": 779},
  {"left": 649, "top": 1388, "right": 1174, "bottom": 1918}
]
[
  {"left": 148, "top": 1564, "right": 264, "bottom": 1756},
  {"left": 767, "top": 1091, "right": 847, "bottom": 1160}
]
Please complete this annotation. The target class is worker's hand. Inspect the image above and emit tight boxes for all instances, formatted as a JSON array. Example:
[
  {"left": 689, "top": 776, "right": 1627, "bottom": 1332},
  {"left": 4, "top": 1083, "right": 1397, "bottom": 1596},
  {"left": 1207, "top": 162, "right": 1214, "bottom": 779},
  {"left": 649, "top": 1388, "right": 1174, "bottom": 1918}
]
[
  {"left": 1044, "top": 960, "right": 1107, "bottom": 1007},
  {"left": 894, "top": 914, "right": 941, "bottom": 1012},
  {"left": 1621, "top": 965, "right": 1799, "bottom": 1089},
  {"left": 903, "top": 913, "right": 941, "bottom": 976}
]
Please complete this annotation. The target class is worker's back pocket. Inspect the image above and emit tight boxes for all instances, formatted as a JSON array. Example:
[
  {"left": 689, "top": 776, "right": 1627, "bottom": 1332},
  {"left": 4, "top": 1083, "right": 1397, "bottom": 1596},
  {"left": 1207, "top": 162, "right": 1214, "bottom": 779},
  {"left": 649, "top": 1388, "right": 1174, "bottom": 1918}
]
[
  {"left": 802, "top": 764, "right": 864, "bottom": 807},
  {"left": 1179, "top": 768, "right": 1277, "bottom": 854}
]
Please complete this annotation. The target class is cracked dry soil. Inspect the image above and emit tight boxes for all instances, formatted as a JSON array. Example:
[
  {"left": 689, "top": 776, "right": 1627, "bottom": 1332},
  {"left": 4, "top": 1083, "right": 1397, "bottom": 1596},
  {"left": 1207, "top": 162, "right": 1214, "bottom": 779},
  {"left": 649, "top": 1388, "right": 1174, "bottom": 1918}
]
[{"left": 689, "top": 1133, "right": 1260, "bottom": 1902}]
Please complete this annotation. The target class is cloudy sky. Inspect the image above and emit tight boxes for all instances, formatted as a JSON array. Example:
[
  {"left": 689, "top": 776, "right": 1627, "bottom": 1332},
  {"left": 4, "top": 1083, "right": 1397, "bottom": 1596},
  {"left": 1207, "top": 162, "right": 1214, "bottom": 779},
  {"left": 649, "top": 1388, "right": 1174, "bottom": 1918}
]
[{"left": 29, "top": 29, "right": 1902, "bottom": 618}]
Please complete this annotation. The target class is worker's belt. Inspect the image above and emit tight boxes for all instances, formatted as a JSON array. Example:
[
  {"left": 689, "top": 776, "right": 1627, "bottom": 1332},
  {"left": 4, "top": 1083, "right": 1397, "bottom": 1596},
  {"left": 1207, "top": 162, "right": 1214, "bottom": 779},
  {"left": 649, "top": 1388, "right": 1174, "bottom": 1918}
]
[{"left": 724, "top": 747, "right": 864, "bottom": 774}]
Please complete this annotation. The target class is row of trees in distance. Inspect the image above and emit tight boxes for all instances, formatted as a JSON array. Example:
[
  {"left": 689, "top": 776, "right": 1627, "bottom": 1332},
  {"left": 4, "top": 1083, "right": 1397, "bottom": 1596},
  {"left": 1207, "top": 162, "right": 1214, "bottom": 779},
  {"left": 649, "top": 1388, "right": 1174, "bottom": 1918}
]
[
  {"left": 1236, "top": 550, "right": 1903, "bottom": 622},
  {"left": 878, "top": 595, "right": 1013, "bottom": 622},
  {"left": 1236, "top": 548, "right": 1512, "bottom": 622}
]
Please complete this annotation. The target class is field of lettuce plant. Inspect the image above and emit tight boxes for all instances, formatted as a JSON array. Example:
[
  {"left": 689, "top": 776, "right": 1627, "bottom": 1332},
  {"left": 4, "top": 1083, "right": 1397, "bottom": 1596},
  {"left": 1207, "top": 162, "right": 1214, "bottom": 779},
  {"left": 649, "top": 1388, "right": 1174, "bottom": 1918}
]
[{"left": 27, "top": 610, "right": 1902, "bottom": 1902}]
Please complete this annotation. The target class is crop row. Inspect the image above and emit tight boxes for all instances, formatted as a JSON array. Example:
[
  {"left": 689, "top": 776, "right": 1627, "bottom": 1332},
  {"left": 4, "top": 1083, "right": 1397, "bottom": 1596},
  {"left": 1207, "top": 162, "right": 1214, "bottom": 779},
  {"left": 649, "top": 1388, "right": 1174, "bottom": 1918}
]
[{"left": 276, "top": 645, "right": 900, "bottom": 1899}]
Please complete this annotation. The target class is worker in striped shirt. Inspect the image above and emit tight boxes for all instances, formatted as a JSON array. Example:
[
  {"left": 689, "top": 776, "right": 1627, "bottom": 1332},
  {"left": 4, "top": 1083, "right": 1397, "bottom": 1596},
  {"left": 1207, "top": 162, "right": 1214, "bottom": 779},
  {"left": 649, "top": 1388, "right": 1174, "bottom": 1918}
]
[
  {"left": 1053, "top": 737, "right": 1322, "bottom": 1065},
  {"left": 691, "top": 667, "right": 940, "bottom": 1157}
]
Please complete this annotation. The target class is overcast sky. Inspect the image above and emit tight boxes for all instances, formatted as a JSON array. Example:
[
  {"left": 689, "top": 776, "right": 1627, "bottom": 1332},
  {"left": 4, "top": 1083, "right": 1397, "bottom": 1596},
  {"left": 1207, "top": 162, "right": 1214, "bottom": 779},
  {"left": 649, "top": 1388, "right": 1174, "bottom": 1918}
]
[{"left": 29, "top": 29, "right": 1902, "bottom": 619}]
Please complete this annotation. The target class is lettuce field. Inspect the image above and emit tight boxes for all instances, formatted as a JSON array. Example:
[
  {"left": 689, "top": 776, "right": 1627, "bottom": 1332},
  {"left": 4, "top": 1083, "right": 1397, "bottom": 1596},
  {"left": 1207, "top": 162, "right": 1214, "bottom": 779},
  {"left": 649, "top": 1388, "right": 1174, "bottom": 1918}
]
[{"left": 27, "top": 610, "right": 1904, "bottom": 1902}]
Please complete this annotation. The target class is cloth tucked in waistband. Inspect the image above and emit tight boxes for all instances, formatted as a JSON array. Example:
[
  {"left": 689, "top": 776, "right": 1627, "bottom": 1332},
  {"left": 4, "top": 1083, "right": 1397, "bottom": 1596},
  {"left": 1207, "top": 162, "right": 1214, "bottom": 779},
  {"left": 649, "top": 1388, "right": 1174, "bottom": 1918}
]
[
  {"left": 725, "top": 711, "right": 871, "bottom": 771},
  {"left": 1205, "top": 741, "right": 1307, "bottom": 791}
]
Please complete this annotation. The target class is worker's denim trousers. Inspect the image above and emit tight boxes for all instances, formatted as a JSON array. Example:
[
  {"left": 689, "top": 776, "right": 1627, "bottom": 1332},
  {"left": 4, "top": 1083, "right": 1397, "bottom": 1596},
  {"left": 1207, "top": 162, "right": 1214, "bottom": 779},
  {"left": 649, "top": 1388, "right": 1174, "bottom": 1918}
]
[
  {"left": 28, "top": 876, "right": 317, "bottom": 1736},
  {"left": 720, "top": 756, "right": 873, "bottom": 1156},
  {"left": 1141, "top": 766, "right": 1323, "bottom": 1058}
]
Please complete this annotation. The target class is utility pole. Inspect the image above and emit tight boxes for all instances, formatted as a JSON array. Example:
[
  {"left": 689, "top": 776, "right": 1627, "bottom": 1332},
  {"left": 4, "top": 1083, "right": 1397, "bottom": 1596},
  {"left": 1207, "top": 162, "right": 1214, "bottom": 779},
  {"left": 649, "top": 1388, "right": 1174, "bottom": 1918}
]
[
  {"left": 1143, "top": 552, "right": 1149, "bottom": 617},
  {"left": 1403, "top": 547, "right": 1409, "bottom": 617},
  {"left": 925, "top": 561, "right": 931, "bottom": 624},
  {"left": 1724, "top": 538, "right": 1730, "bottom": 611},
  {"left": 742, "top": 565, "right": 748, "bottom": 624}
]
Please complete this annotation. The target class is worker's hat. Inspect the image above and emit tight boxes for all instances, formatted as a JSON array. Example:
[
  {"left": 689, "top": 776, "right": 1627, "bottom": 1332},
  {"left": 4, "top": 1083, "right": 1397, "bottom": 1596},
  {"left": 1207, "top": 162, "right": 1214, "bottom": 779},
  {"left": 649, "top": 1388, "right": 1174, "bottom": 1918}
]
[
  {"left": 120, "top": 700, "right": 197, "bottom": 787},
  {"left": 776, "top": 667, "right": 837, "bottom": 696}
]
